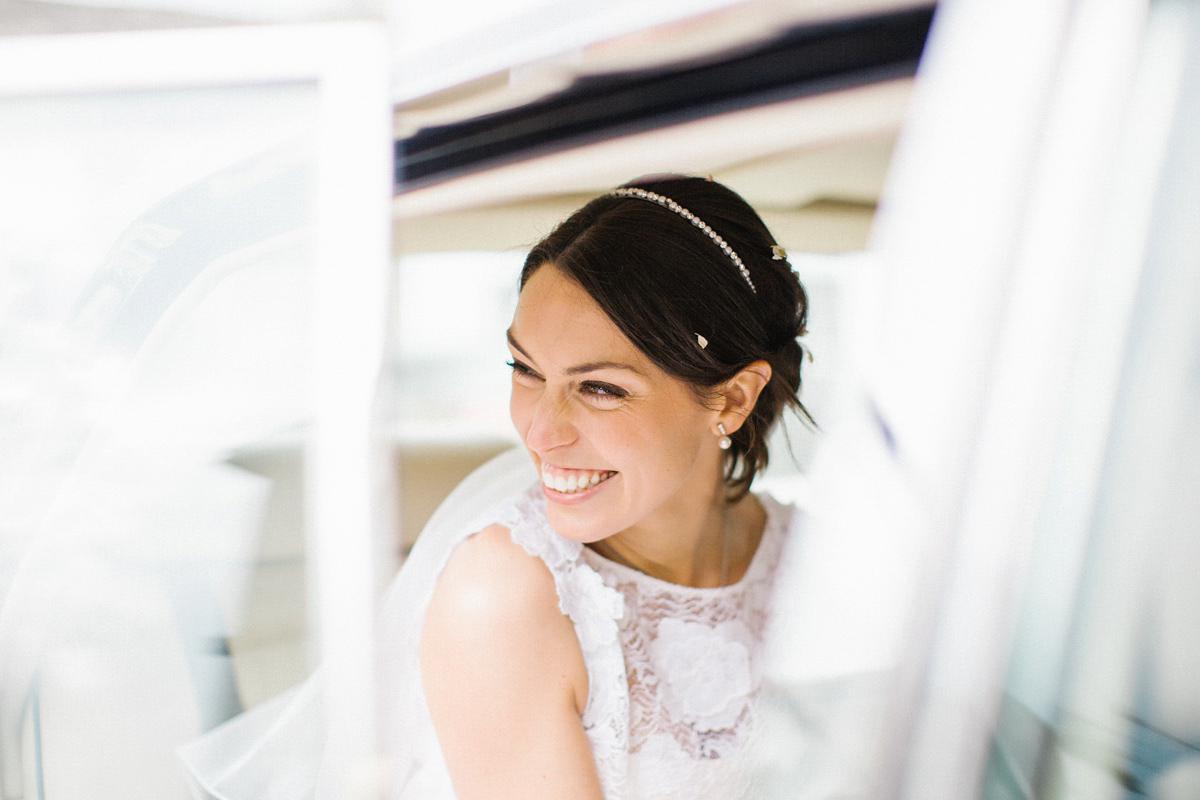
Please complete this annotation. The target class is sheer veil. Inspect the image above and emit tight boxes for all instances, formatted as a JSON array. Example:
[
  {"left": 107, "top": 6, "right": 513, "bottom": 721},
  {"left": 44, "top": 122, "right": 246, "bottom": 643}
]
[{"left": 178, "top": 447, "right": 536, "bottom": 800}]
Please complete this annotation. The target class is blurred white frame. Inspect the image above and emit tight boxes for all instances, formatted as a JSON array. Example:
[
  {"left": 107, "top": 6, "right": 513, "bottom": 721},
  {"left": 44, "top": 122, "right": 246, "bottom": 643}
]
[
  {"left": 859, "top": 0, "right": 1156, "bottom": 797},
  {"left": 0, "top": 22, "right": 394, "bottom": 797},
  {"left": 756, "top": 0, "right": 1160, "bottom": 798}
]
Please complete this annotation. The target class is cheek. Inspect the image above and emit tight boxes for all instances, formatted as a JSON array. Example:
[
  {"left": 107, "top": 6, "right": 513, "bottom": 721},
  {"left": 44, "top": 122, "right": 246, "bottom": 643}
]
[
  {"left": 607, "top": 406, "right": 707, "bottom": 476},
  {"left": 658, "top": 402, "right": 715, "bottom": 467}
]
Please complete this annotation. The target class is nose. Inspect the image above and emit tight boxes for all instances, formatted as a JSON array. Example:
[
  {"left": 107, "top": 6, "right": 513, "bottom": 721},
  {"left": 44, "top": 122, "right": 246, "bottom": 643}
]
[{"left": 520, "top": 387, "right": 577, "bottom": 454}]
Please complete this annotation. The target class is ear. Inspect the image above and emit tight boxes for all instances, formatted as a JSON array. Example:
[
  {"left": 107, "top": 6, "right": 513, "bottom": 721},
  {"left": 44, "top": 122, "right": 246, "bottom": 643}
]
[{"left": 716, "top": 360, "right": 771, "bottom": 434}]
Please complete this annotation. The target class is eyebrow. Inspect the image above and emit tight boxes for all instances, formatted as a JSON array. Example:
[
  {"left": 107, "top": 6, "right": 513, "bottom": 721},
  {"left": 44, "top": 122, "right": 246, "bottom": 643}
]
[{"left": 506, "top": 329, "right": 644, "bottom": 376}]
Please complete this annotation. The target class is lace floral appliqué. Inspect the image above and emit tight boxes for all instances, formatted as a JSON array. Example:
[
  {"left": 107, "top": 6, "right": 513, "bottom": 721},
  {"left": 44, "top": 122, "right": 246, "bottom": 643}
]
[
  {"left": 580, "top": 495, "right": 791, "bottom": 800},
  {"left": 652, "top": 618, "right": 753, "bottom": 729}
]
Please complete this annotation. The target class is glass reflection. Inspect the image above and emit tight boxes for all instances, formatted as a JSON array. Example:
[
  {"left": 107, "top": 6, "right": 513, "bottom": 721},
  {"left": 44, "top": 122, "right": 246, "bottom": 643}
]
[
  {"left": 0, "top": 84, "right": 316, "bottom": 798},
  {"left": 984, "top": 3, "right": 1200, "bottom": 798}
]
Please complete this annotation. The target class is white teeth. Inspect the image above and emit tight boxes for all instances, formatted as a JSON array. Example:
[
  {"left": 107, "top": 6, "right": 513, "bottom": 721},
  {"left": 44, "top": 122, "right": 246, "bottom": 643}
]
[{"left": 541, "top": 465, "right": 614, "bottom": 494}]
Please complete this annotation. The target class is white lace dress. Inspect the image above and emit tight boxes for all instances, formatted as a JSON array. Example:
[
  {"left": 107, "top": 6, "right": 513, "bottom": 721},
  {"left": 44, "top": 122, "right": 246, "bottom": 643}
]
[
  {"left": 577, "top": 499, "right": 789, "bottom": 800},
  {"left": 179, "top": 449, "right": 793, "bottom": 800}
]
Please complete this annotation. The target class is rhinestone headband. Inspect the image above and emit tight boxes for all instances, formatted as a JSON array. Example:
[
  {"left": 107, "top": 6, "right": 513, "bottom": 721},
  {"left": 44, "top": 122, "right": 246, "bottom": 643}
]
[{"left": 609, "top": 187, "right": 756, "bottom": 293}]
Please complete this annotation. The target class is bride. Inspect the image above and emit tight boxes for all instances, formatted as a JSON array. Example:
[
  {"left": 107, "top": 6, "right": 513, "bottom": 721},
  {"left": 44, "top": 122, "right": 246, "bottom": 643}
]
[
  {"left": 183, "top": 175, "right": 810, "bottom": 800},
  {"left": 403, "top": 174, "right": 810, "bottom": 800}
]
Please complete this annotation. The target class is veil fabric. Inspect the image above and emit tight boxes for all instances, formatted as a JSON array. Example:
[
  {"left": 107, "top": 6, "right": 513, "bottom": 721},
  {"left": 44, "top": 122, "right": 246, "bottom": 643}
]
[
  {"left": 178, "top": 447, "right": 537, "bottom": 800},
  {"left": 376, "top": 446, "right": 539, "bottom": 797}
]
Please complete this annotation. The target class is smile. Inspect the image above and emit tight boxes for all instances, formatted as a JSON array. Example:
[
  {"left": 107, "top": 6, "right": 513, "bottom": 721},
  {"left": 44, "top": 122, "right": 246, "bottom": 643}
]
[{"left": 540, "top": 464, "right": 617, "bottom": 495}]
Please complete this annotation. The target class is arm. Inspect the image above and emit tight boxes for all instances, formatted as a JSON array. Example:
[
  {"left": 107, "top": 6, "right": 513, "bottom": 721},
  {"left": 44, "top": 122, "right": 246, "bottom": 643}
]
[{"left": 420, "top": 524, "right": 604, "bottom": 800}]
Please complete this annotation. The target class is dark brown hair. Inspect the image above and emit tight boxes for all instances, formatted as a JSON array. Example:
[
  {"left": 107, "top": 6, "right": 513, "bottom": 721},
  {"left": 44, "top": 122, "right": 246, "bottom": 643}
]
[{"left": 521, "top": 175, "right": 810, "bottom": 498}]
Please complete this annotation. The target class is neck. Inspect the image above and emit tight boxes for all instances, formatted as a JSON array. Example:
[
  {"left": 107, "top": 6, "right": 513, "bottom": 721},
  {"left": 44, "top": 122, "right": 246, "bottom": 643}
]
[{"left": 588, "top": 471, "right": 760, "bottom": 588}]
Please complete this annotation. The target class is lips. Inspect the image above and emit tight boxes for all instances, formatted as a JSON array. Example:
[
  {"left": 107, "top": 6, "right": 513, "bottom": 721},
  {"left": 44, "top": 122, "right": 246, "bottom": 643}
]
[{"left": 540, "top": 463, "right": 617, "bottom": 495}]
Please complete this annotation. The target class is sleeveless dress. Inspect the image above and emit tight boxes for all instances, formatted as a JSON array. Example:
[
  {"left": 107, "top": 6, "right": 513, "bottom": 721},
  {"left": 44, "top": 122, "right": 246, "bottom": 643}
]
[
  {"left": 578, "top": 498, "right": 790, "bottom": 799},
  {"left": 180, "top": 449, "right": 794, "bottom": 800}
]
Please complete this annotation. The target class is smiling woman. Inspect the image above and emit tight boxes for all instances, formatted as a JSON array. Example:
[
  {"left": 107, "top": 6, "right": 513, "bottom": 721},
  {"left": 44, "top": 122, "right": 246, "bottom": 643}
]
[{"left": 410, "top": 175, "right": 811, "bottom": 800}]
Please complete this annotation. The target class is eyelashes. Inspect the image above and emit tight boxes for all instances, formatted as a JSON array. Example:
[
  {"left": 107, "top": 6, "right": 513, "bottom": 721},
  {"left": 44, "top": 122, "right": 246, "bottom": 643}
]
[
  {"left": 507, "top": 359, "right": 535, "bottom": 378},
  {"left": 579, "top": 381, "right": 627, "bottom": 399},
  {"left": 506, "top": 361, "right": 628, "bottom": 403}
]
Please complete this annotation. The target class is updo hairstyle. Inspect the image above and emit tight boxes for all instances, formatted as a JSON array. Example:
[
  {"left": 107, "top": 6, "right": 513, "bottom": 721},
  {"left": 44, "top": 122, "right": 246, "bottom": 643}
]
[{"left": 520, "top": 175, "right": 811, "bottom": 499}]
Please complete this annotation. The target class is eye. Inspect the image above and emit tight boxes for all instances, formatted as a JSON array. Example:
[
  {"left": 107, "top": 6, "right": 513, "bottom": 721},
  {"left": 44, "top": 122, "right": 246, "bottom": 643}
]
[
  {"left": 579, "top": 381, "right": 628, "bottom": 403},
  {"left": 507, "top": 360, "right": 541, "bottom": 383}
]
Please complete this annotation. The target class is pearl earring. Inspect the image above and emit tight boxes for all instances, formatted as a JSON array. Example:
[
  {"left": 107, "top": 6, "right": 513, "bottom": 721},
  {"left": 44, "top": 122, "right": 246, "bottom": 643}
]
[{"left": 717, "top": 423, "right": 732, "bottom": 450}]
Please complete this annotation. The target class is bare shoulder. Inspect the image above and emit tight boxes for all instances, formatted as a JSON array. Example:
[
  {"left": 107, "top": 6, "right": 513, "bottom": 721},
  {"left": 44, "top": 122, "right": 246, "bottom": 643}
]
[
  {"left": 424, "top": 524, "right": 564, "bottom": 636},
  {"left": 421, "top": 524, "right": 586, "bottom": 712},
  {"left": 420, "top": 524, "right": 599, "bottom": 799}
]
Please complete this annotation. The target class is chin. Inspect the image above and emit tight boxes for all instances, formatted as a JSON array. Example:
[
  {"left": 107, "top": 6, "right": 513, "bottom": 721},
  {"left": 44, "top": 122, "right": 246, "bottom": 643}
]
[{"left": 543, "top": 501, "right": 619, "bottom": 544}]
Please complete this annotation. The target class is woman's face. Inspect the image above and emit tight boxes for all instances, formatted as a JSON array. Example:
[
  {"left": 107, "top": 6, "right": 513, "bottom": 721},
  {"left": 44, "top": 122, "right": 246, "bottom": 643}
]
[{"left": 508, "top": 264, "right": 723, "bottom": 543}]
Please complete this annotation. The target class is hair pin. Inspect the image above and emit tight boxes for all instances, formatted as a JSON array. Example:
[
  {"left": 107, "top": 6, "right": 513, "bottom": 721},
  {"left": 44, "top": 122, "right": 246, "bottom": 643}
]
[
  {"left": 771, "top": 245, "right": 787, "bottom": 261},
  {"left": 695, "top": 333, "right": 708, "bottom": 349}
]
